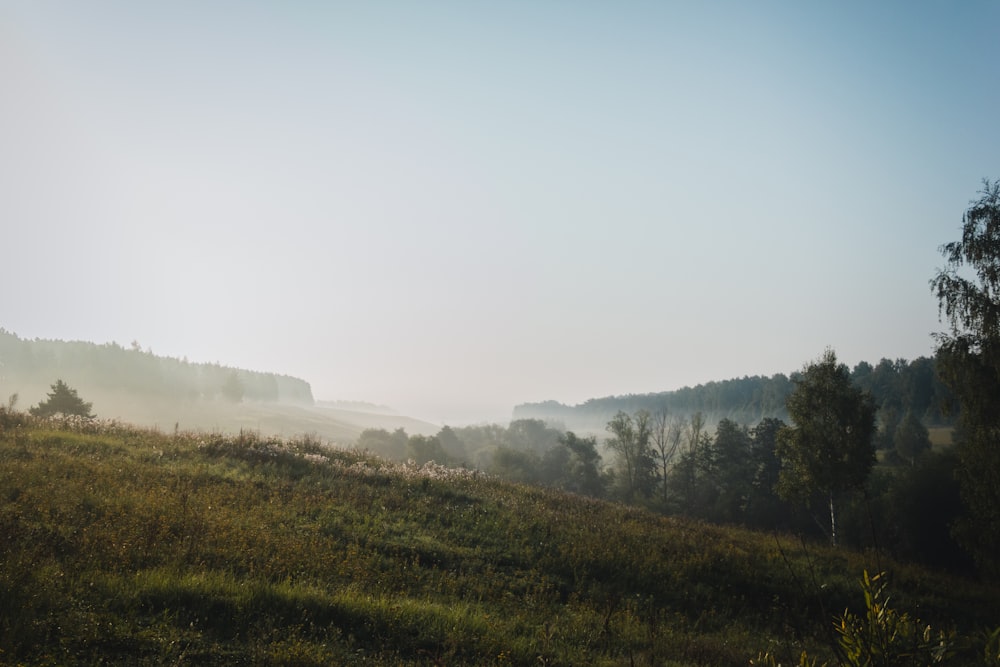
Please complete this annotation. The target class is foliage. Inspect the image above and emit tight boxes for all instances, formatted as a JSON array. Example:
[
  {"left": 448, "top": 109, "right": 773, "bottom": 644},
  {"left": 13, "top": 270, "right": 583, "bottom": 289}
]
[
  {"left": 0, "top": 328, "right": 314, "bottom": 404},
  {"left": 892, "top": 411, "right": 932, "bottom": 467},
  {"left": 515, "top": 361, "right": 953, "bottom": 436},
  {"left": 604, "top": 409, "right": 656, "bottom": 501},
  {"left": 930, "top": 179, "right": 1000, "bottom": 578},
  {"left": 835, "top": 570, "right": 956, "bottom": 666},
  {"left": 554, "top": 431, "right": 603, "bottom": 496},
  {"left": 835, "top": 453, "right": 972, "bottom": 573},
  {"left": 745, "top": 417, "right": 791, "bottom": 527},
  {"left": 777, "top": 350, "right": 877, "bottom": 547},
  {"left": 357, "top": 427, "right": 410, "bottom": 460},
  {"left": 405, "top": 433, "right": 452, "bottom": 465},
  {"left": 649, "top": 407, "right": 683, "bottom": 507},
  {"left": 753, "top": 571, "right": 999, "bottom": 667},
  {"left": 28, "top": 379, "right": 94, "bottom": 419}
]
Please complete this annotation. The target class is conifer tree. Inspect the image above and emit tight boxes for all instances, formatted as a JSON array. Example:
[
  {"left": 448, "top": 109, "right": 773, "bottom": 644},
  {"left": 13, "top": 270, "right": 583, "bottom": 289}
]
[{"left": 30, "top": 380, "right": 94, "bottom": 419}]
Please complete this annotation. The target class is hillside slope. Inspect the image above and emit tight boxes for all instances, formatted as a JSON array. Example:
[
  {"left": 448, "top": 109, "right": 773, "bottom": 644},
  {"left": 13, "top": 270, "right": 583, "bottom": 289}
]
[{"left": 1, "top": 413, "right": 996, "bottom": 665}]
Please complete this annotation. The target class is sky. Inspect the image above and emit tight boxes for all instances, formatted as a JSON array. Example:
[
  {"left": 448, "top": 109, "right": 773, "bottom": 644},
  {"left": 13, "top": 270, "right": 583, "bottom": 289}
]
[{"left": 2, "top": 2, "right": 998, "bottom": 425}]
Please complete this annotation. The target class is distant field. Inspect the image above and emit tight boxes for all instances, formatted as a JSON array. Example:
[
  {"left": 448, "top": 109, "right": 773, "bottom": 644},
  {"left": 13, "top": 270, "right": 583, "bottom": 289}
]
[{"left": 0, "top": 383, "right": 441, "bottom": 446}]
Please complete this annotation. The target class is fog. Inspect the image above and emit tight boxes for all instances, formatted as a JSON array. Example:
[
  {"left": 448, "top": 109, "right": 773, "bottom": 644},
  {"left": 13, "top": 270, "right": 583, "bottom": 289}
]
[{"left": 3, "top": 3, "right": 999, "bottom": 425}]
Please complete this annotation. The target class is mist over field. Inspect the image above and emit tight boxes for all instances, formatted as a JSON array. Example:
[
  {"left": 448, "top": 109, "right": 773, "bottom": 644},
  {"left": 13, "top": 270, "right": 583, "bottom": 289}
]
[{"left": 4, "top": 3, "right": 999, "bottom": 425}]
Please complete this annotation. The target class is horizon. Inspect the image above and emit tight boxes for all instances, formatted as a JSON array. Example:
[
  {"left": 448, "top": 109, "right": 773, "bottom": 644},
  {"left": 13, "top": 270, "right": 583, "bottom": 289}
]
[
  {"left": 0, "top": 325, "right": 929, "bottom": 428},
  {"left": 3, "top": 2, "right": 997, "bottom": 426}
]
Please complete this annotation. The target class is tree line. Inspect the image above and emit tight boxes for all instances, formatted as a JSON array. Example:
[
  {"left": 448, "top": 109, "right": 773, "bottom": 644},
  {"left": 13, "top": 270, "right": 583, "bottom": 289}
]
[
  {"left": 513, "top": 357, "right": 956, "bottom": 434},
  {"left": 361, "top": 180, "right": 1000, "bottom": 580},
  {"left": 0, "top": 331, "right": 314, "bottom": 405},
  {"left": 356, "top": 370, "right": 960, "bottom": 574}
]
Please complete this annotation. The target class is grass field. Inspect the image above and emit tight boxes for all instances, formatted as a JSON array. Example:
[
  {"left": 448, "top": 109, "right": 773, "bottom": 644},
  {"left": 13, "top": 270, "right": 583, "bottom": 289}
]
[{"left": 1, "top": 413, "right": 996, "bottom": 665}]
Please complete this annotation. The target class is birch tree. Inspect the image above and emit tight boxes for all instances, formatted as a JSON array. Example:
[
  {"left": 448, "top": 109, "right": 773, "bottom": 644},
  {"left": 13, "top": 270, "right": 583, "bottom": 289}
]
[{"left": 776, "top": 350, "right": 876, "bottom": 546}]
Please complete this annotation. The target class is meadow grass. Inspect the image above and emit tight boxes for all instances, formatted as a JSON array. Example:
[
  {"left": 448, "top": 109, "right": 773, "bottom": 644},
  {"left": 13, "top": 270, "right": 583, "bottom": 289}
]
[{"left": 0, "top": 415, "right": 996, "bottom": 665}]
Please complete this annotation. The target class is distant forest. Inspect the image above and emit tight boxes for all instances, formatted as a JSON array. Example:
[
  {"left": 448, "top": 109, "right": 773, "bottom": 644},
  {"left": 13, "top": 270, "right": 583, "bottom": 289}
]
[
  {"left": 0, "top": 329, "right": 314, "bottom": 406},
  {"left": 514, "top": 356, "right": 956, "bottom": 433},
  {"left": 355, "top": 354, "right": 966, "bottom": 572}
]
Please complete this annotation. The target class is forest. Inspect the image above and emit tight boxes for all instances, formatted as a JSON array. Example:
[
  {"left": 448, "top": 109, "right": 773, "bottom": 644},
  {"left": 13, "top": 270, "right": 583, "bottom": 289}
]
[
  {"left": 357, "top": 352, "right": 969, "bottom": 576},
  {"left": 0, "top": 329, "right": 315, "bottom": 406},
  {"left": 513, "top": 356, "right": 954, "bottom": 433}
]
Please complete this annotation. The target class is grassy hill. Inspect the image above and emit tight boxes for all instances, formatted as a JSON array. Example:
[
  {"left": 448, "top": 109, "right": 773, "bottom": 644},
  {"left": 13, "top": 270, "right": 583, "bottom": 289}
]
[
  {"left": 77, "top": 390, "right": 442, "bottom": 443},
  {"left": 4, "top": 379, "right": 441, "bottom": 445},
  {"left": 1, "top": 413, "right": 996, "bottom": 666}
]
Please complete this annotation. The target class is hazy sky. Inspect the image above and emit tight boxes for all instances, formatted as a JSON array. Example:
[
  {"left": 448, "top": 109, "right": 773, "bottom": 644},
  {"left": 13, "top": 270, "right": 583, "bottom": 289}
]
[{"left": 3, "top": 2, "right": 998, "bottom": 424}]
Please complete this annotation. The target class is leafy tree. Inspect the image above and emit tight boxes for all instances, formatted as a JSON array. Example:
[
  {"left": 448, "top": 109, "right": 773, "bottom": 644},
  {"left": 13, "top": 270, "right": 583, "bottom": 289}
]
[
  {"left": 667, "top": 418, "right": 763, "bottom": 524},
  {"left": 605, "top": 410, "right": 655, "bottom": 501},
  {"left": 707, "top": 418, "right": 754, "bottom": 522},
  {"left": 901, "top": 356, "right": 936, "bottom": 420},
  {"left": 558, "top": 431, "right": 605, "bottom": 497},
  {"left": 776, "top": 350, "right": 877, "bottom": 546},
  {"left": 490, "top": 445, "right": 540, "bottom": 483},
  {"left": 357, "top": 427, "right": 409, "bottom": 460},
  {"left": 407, "top": 434, "right": 451, "bottom": 465},
  {"left": 930, "top": 178, "right": 1000, "bottom": 576},
  {"left": 744, "top": 417, "right": 790, "bottom": 529},
  {"left": 650, "top": 407, "right": 683, "bottom": 508},
  {"left": 436, "top": 425, "right": 468, "bottom": 462},
  {"left": 504, "top": 418, "right": 561, "bottom": 453},
  {"left": 892, "top": 410, "right": 931, "bottom": 467},
  {"left": 879, "top": 449, "right": 971, "bottom": 572},
  {"left": 673, "top": 412, "right": 709, "bottom": 515},
  {"left": 29, "top": 380, "right": 94, "bottom": 419}
]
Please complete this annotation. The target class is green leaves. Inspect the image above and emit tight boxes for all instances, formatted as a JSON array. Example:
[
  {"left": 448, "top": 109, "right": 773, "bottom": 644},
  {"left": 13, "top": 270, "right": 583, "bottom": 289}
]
[
  {"left": 931, "top": 179, "right": 1000, "bottom": 577},
  {"left": 835, "top": 570, "right": 957, "bottom": 667},
  {"left": 776, "top": 350, "right": 877, "bottom": 545}
]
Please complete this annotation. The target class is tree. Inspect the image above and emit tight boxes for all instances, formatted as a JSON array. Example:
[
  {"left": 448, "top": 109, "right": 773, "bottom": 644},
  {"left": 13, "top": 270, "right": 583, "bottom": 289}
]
[
  {"left": 29, "top": 379, "right": 94, "bottom": 419},
  {"left": 745, "top": 417, "right": 789, "bottom": 529},
  {"left": 776, "top": 350, "right": 876, "bottom": 546},
  {"left": 708, "top": 418, "right": 754, "bottom": 522},
  {"left": 407, "top": 434, "right": 450, "bottom": 465},
  {"left": 650, "top": 407, "right": 683, "bottom": 508},
  {"left": 930, "top": 178, "right": 1000, "bottom": 576},
  {"left": 357, "top": 427, "right": 409, "bottom": 460},
  {"left": 221, "top": 371, "right": 245, "bottom": 403},
  {"left": 490, "top": 445, "right": 541, "bottom": 484},
  {"left": 504, "top": 419, "right": 560, "bottom": 453},
  {"left": 559, "top": 431, "right": 605, "bottom": 497},
  {"left": 436, "top": 425, "right": 468, "bottom": 462},
  {"left": 605, "top": 410, "right": 655, "bottom": 501},
  {"left": 674, "top": 412, "right": 708, "bottom": 515},
  {"left": 892, "top": 410, "right": 931, "bottom": 467}
]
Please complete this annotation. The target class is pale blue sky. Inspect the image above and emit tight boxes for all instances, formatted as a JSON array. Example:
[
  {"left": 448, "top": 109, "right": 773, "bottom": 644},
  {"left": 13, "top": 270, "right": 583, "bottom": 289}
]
[{"left": 2, "top": 2, "right": 998, "bottom": 424}]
